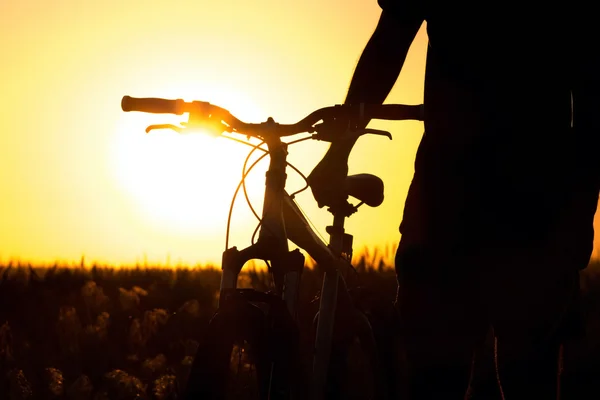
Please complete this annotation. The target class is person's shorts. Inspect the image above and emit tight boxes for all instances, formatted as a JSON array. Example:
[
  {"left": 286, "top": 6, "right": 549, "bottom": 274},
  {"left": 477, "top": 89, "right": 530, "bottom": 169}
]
[{"left": 394, "top": 135, "right": 598, "bottom": 361}]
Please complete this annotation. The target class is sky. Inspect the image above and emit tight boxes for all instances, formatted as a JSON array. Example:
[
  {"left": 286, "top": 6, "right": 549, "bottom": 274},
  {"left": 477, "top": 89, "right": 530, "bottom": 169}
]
[{"left": 1, "top": 1, "right": 598, "bottom": 267}]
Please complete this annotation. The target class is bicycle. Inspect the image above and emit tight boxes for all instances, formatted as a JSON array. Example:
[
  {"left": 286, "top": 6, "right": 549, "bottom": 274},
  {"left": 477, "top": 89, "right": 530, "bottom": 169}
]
[{"left": 121, "top": 95, "right": 424, "bottom": 399}]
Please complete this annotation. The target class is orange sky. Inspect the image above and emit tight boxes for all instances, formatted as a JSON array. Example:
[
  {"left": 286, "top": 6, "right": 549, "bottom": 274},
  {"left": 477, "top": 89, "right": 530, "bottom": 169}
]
[{"left": 1, "top": 1, "right": 598, "bottom": 266}]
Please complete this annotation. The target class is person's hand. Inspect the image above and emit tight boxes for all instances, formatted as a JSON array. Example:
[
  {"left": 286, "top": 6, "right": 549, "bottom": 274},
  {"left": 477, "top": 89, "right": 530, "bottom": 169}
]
[
  {"left": 313, "top": 116, "right": 352, "bottom": 142},
  {"left": 307, "top": 118, "right": 358, "bottom": 208}
]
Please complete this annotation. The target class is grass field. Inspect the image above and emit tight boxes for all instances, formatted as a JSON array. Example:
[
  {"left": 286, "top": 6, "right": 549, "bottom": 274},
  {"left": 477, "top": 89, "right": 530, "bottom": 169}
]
[{"left": 0, "top": 254, "right": 599, "bottom": 399}]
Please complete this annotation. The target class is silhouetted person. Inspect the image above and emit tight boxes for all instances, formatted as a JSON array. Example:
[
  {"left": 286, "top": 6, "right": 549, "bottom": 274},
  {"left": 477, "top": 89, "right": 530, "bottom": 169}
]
[{"left": 335, "top": 1, "right": 599, "bottom": 398}]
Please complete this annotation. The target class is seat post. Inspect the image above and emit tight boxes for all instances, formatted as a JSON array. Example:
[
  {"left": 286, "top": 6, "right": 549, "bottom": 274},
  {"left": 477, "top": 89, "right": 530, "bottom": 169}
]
[
  {"left": 327, "top": 201, "right": 356, "bottom": 261},
  {"left": 328, "top": 212, "right": 346, "bottom": 255}
]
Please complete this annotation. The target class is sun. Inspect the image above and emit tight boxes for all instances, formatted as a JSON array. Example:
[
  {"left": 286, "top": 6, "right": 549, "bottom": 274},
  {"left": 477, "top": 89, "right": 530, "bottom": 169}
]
[{"left": 110, "top": 85, "right": 268, "bottom": 237}]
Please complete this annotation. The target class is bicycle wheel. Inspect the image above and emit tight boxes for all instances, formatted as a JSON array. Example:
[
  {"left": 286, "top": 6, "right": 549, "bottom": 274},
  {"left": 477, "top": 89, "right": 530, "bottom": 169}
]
[
  {"left": 313, "top": 308, "right": 387, "bottom": 400},
  {"left": 183, "top": 296, "right": 306, "bottom": 400}
]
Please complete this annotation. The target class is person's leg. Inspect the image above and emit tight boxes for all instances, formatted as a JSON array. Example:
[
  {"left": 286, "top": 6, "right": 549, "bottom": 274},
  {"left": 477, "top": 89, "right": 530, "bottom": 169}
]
[
  {"left": 465, "top": 327, "right": 504, "bottom": 400},
  {"left": 488, "top": 183, "right": 597, "bottom": 399},
  {"left": 485, "top": 249, "right": 582, "bottom": 400},
  {"left": 395, "top": 243, "right": 488, "bottom": 400}
]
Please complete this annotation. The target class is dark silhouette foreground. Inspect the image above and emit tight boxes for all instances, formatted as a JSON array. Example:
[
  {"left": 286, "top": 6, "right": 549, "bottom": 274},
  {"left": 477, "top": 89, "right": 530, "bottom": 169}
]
[
  {"left": 333, "top": 1, "right": 599, "bottom": 398},
  {"left": 1, "top": 263, "right": 600, "bottom": 399}
]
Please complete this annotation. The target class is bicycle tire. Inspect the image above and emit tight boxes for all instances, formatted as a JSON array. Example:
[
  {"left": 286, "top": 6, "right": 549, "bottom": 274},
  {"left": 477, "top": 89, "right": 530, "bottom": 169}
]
[
  {"left": 183, "top": 297, "right": 306, "bottom": 400},
  {"left": 312, "top": 308, "right": 387, "bottom": 400},
  {"left": 350, "top": 286, "right": 408, "bottom": 400}
]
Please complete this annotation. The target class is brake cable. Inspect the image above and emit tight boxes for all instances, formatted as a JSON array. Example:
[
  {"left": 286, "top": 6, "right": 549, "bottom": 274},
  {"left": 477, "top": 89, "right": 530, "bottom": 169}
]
[
  {"left": 243, "top": 136, "right": 314, "bottom": 237},
  {"left": 242, "top": 139, "right": 268, "bottom": 224},
  {"left": 222, "top": 134, "right": 312, "bottom": 277},
  {"left": 223, "top": 138, "right": 267, "bottom": 251},
  {"left": 222, "top": 133, "right": 355, "bottom": 278},
  {"left": 222, "top": 134, "right": 313, "bottom": 251}
]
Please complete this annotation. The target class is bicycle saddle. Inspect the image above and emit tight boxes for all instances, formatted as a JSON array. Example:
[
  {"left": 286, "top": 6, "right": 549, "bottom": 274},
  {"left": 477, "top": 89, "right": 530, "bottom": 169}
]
[{"left": 345, "top": 173, "right": 384, "bottom": 207}]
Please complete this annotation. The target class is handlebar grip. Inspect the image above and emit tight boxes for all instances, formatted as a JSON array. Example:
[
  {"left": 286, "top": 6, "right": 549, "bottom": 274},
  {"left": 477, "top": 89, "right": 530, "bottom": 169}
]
[
  {"left": 368, "top": 104, "right": 424, "bottom": 121},
  {"left": 121, "top": 96, "right": 185, "bottom": 115}
]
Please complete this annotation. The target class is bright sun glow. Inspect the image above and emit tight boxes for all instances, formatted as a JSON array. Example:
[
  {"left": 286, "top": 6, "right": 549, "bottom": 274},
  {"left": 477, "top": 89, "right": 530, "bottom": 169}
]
[{"left": 111, "top": 85, "right": 268, "bottom": 236}]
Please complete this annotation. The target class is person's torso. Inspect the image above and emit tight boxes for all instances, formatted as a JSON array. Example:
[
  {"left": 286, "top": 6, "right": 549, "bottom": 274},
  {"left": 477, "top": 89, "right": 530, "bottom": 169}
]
[{"left": 412, "top": 3, "right": 583, "bottom": 236}]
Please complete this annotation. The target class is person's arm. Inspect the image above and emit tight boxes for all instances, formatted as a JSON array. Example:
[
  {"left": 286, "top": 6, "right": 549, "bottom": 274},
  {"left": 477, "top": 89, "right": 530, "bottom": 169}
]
[
  {"left": 306, "top": 4, "right": 424, "bottom": 209},
  {"left": 345, "top": 8, "right": 423, "bottom": 111}
]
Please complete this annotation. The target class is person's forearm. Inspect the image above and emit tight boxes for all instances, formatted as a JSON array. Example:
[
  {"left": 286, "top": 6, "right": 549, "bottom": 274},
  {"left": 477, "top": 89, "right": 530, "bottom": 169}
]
[
  {"left": 345, "top": 12, "right": 420, "bottom": 104},
  {"left": 344, "top": 12, "right": 422, "bottom": 128}
]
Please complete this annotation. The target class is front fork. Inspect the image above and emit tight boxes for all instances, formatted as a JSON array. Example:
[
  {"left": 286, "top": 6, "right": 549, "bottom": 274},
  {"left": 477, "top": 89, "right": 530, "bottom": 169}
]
[
  {"left": 219, "top": 245, "right": 305, "bottom": 317},
  {"left": 217, "top": 137, "right": 306, "bottom": 400}
]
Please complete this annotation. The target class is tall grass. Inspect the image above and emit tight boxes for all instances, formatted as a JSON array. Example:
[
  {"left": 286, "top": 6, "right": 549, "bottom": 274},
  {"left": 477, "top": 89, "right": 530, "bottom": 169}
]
[{"left": 0, "top": 253, "right": 599, "bottom": 399}]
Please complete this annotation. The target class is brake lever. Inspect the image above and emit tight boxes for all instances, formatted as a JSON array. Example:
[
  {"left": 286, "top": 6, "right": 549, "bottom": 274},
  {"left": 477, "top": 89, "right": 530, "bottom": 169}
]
[
  {"left": 353, "top": 128, "right": 392, "bottom": 140},
  {"left": 145, "top": 121, "right": 230, "bottom": 136},
  {"left": 145, "top": 124, "right": 184, "bottom": 134}
]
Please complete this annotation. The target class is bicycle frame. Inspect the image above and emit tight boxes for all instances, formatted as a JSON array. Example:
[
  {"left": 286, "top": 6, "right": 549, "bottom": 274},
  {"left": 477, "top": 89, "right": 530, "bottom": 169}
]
[
  {"left": 120, "top": 95, "right": 424, "bottom": 399},
  {"left": 218, "top": 133, "right": 368, "bottom": 399}
]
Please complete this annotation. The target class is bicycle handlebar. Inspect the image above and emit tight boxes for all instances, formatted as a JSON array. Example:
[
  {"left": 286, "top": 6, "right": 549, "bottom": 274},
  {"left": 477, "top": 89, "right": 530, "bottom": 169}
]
[
  {"left": 121, "top": 96, "right": 186, "bottom": 115},
  {"left": 121, "top": 95, "right": 424, "bottom": 137}
]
